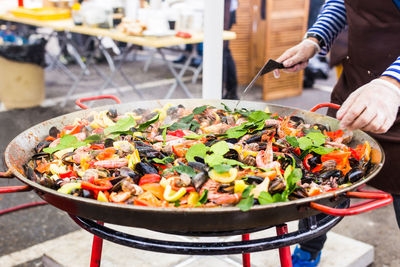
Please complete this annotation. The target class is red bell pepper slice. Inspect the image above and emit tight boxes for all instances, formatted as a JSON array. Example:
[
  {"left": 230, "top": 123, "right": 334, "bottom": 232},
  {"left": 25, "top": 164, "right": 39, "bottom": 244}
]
[
  {"left": 293, "top": 147, "right": 301, "bottom": 156},
  {"left": 138, "top": 173, "right": 161, "bottom": 186},
  {"left": 81, "top": 180, "right": 113, "bottom": 191},
  {"left": 168, "top": 129, "right": 185, "bottom": 138},
  {"left": 325, "top": 129, "right": 344, "bottom": 141},
  {"left": 184, "top": 186, "right": 196, "bottom": 192},
  {"left": 45, "top": 136, "right": 56, "bottom": 142},
  {"left": 96, "top": 147, "right": 116, "bottom": 161},
  {"left": 172, "top": 144, "right": 187, "bottom": 158},
  {"left": 134, "top": 199, "right": 150, "bottom": 206},
  {"left": 303, "top": 154, "right": 313, "bottom": 171},
  {"left": 90, "top": 144, "right": 105, "bottom": 150},
  {"left": 59, "top": 170, "right": 77, "bottom": 179}
]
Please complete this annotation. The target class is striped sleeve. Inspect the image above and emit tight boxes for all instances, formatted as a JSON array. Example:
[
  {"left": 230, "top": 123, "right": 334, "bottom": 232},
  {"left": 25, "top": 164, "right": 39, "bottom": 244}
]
[
  {"left": 306, "top": 0, "right": 347, "bottom": 55},
  {"left": 382, "top": 56, "right": 400, "bottom": 83}
]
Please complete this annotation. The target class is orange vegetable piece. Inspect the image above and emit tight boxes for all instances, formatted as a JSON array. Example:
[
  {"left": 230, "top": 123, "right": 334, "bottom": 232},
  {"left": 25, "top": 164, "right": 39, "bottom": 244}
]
[{"left": 141, "top": 183, "right": 165, "bottom": 200}]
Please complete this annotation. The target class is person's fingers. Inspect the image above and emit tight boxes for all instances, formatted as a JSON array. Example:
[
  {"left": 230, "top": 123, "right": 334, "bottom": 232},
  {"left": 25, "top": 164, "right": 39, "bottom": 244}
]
[
  {"left": 376, "top": 116, "right": 395, "bottom": 133},
  {"left": 276, "top": 47, "right": 297, "bottom": 63},
  {"left": 362, "top": 111, "right": 386, "bottom": 133},
  {"left": 283, "top": 53, "right": 306, "bottom": 68},
  {"left": 273, "top": 69, "right": 280, "bottom": 79},
  {"left": 347, "top": 107, "right": 377, "bottom": 130},
  {"left": 336, "top": 91, "right": 362, "bottom": 120},
  {"left": 339, "top": 101, "right": 367, "bottom": 129}
]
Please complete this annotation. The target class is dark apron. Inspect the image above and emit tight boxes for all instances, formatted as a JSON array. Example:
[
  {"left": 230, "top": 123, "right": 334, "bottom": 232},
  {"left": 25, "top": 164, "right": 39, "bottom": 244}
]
[{"left": 328, "top": 0, "right": 400, "bottom": 193}]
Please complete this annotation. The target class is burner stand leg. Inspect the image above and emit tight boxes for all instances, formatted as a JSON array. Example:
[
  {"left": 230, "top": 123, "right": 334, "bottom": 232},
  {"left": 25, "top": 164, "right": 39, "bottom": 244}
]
[
  {"left": 276, "top": 224, "right": 292, "bottom": 267},
  {"left": 241, "top": 234, "right": 250, "bottom": 267},
  {"left": 90, "top": 222, "right": 104, "bottom": 267}
]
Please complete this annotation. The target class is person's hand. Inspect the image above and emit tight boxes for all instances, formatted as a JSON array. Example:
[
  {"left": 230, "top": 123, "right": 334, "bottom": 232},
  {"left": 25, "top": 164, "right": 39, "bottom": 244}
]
[
  {"left": 273, "top": 38, "right": 320, "bottom": 78},
  {"left": 337, "top": 77, "right": 400, "bottom": 133}
]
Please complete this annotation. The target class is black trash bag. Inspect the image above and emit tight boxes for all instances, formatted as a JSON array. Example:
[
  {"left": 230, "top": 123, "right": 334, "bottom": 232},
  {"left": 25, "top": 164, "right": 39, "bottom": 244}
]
[{"left": 0, "top": 38, "right": 46, "bottom": 67}]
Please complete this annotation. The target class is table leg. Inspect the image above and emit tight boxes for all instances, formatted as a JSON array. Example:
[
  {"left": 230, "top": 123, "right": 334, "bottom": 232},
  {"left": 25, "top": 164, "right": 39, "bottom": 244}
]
[
  {"left": 241, "top": 234, "right": 251, "bottom": 267},
  {"left": 276, "top": 224, "right": 293, "bottom": 267},
  {"left": 157, "top": 48, "right": 194, "bottom": 99}
]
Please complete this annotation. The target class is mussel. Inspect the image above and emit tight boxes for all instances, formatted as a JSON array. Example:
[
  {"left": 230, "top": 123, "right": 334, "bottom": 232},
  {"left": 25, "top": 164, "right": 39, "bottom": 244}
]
[
  {"left": 135, "top": 162, "right": 158, "bottom": 176},
  {"left": 224, "top": 149, "right": 239, "bottom": 160},
  {"left": 119, "top": 167, "right": 140, "bottom": 183},
  {"left": 241, "top": 155, "right": 256, "bottom": 167},
  {"left": 104, "top": 138, "right": 114, "bottom": 148},
  {"left": 61, "top": 152, "right": 75, "bottom": 165},
  {"left": 49, "top": 126, "right": 60, "bottom": 138},
  {"left": 319, "top": 169, "right": 343, "bottom": 180},
  {"left": 194, "top": 156, "right": 205, "bottom": 163},
  {"left": 311, "top": 123, "right": 329, "bottom": 132},
  {"left": 187, "top": 161, "right": 208, "bottom": 172},
  {"left": 289, "top": 116, "right": 305, "bottom": 127},
  {"left": 107, "top": 108, "right": 118, "bottom": 119},
  {"left": 246, "top": 175, "right": 264, "bottom": 185},
  {"left": 32, "top": 152, "right": 50, "bottom": 161},
  {"left": 268, "top": 178, "right": 285, "bottom": 194},
  {"left": 224, "top": 138, "right": 239, "bottom": 144},
  {"left": 192, "top": 172, "right": 207, "bottom": 191},
  {"left": 289, "top": 187, "right": 308, "bottom": 200},
  {"left": 218, "top": 183, "right": 234, "bottom": 193},
  {"left": 340, "top": 168, "right": 364, "bottom": 184},
  {"left": 35, "top": 140, "right": 52, "bottom": 153}
]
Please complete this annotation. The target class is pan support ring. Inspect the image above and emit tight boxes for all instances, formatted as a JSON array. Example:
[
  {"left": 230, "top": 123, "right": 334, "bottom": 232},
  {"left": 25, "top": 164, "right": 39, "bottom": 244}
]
[{"left": 69, "top": 200, "right": 349, "bottom": 256}]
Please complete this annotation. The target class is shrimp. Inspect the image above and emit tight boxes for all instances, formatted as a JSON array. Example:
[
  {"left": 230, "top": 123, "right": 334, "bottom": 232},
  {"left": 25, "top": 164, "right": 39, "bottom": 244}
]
[
  {"left": 256, "top": 139, "right": 275, "bottom": 169},
  {"left": 94, "top": 158, "right": 128, "bottom": 169},
  {"left": 200, "top": 179, "right": 241, "bottom": 205},
  {"left": 201, "top": 123, "right": 230, "bottom": 134}
]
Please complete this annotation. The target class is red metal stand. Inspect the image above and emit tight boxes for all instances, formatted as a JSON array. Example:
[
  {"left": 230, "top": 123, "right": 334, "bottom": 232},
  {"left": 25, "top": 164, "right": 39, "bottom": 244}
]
[
  {"left": 90, "top": 222, "right": 104, "bottom": 267},
  {"left": 242, "top": 234, "right": 251, "bottom": 267},
  {"left": 276, "top": 224, "right": 293, "bottom": 267}
]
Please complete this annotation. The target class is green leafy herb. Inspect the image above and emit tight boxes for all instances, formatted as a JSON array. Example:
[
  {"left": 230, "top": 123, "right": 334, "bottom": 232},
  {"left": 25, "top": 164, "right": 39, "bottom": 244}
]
[
  {"left": 242, "top": 184, "right": 255, "bottom": 198},
  {"left": 248, "top": 110, "right": 270, "bottom": 122},
  {"left": 180, "top": 114, "right": 194, "bottom": 123},
  {"left": 162, "top": 127, "right": 167, "bottom": 145},
  {"left": 297, "top": 136, "right": 313, "bottom": 150},
  {"left": 104, "top": 116, "right": 136, "bottom": 135},
  {"left": 193, "top": 105, "right": 208, "bottom": 115},
  {"left": 209, "top": 141, "right": 229, "bottom": 155},
  {"left": 237, "top": 185, "right": 256, "bottom": 211},
  {"left": 286, "top": 136, "right": 299, "bottom": 147},
  {"left": 221, "top": 103, "right": 232, "bottom": 112},
  {"left": 43, "top": 135, "right": 86, "bottom": 154},
  {"left": 152, "top": 156, "right": 174, "bottom": 165},
  {"left": 225, "top": 127, "right": 248, "bottom": 139},
  {"left": 310, "top": 146, "right": 335, "bottom": 155},
  {"left": 174, "top": 200, "right": 181, "bottom": 207},
  {"left": 169, "top": 122, "right": 189, "bottom": 131},
  {"left": 185, "top": 143, "right": 209, "bottom": 162},
  {"left": 284, "top": 165, "right": 302, "bottom": 194},
  {"left": 196, "top": 189, "right": 208, "bottom": 205},
  {"left": 237, "top": 196, "right": 254, "bottom": 211},
  {"left": 171, "top": 165, "right": 196, "bottom": 177},
  {"left": 84, "top": 134, "right": 102, "bottom": 143},
  {"left": 190, "top": 120, "right": 200, "bottom": 131},
  {"left": 234, "top": 108, "right": 252, "bottom": 117},
  {"left": 258, "top": 191, "right": 274, "bottom": 204},
  {"left": 184, "top": 133, "right": 207, "bottom": 140},
  {"left": 213, "top": 164, "right": 232, "bottom": 173},
  {"left": 204, "top": 153, "right": 225, "bottom": 167},
  {"left": 137, "top": 113, "right": 160, "bottom": 131}
]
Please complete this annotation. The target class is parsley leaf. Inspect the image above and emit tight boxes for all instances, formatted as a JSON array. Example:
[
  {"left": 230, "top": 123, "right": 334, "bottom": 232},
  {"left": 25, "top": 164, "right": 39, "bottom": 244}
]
[
  {"left": 258, "top": 191, "right": 274, "bottom": 204},
  {"left": 237, "top": 196, "right": 254, "bottom": 211},
  {"left": 186, "top": 143, "right": 209, "bottom": 162},
  {"left": 197, "top": 189, "right": 208, "bottom": 205},
  {"left": 43, "top": 135, "right": 86, "bottom": 154},
  {"left": 221, "top": 103, "right": 232, "bottom": 112},
  {"left": 298, "top": 136, "right": 313, "bottom": 150},
  {"left": 248, "top": 111, "right": 270, "bottom": 122},
  {"left": 104, "top": 116, "right": 136, "bottom": 135},
  {"left": 209, "top": 141, "right": 229, "bottom": 155},
  {"left": 84, "top": 134, "right": 102, "bottom": 143},
  {"left": 310, "top": 146, "right": 335, "bottom": 155},
  {"left": 204, "top": 153, "right": 225, "bottom": 167},
  {"left": 184, "top": 133, "right": 207, "bottom": 140},
  {"left": 171, "top": 165, "right": 196, "bottom": 177},
  {"left": 213, "top": 164, "right": 232, "bottom": 173},
  {"left": 193, "top": 105, "right": 208, "bottom": 115},
  {"left": 152, "top": 156, "right": 174, "bottom": 164},
  {"left": 137, "top": 113, "right": 160, "bottom": 131},
  {"left": 237, "top": 185, "right": 255, "bottom": 211},
  {"left": 286, "top": 136, "right": 299, "bottom": 147}
]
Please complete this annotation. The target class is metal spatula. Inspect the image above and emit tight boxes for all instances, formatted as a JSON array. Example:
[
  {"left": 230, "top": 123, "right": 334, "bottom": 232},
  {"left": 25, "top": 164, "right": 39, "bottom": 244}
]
[{"left": 235, "top": 59, "right": 285, "bottom": 108}]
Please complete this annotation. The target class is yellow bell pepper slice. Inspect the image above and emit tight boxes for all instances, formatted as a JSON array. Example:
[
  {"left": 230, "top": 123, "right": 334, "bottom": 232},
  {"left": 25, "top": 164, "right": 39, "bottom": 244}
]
[
  {"left": 163, "top": 184, "right": 187, "bottom": 202},
  {"left": 187, "top": 191, "right": 200, "bottom": 206},
  {"left": 234, "top": 180, "right": 247, "bottom": 194},
  {"left": 57, "top": 182, "right": 81, "bottom": 194},
  {"left": 209, "top": 168, "right": 238, "bottom": 183},
  {"left": 97, "top": 191, "right": 109, "bottom": 202}
]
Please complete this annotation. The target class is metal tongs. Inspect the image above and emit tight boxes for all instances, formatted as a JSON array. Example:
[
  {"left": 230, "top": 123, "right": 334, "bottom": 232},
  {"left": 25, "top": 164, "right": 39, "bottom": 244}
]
[{"left": 235, "top": 59, "right": 286, "bottom": 108}]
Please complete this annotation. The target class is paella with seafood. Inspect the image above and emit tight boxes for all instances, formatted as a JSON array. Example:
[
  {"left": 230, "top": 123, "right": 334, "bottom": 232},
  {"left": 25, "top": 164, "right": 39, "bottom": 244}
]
[{"left": 25, "top": 104, "right": 372, "bottom": 211}]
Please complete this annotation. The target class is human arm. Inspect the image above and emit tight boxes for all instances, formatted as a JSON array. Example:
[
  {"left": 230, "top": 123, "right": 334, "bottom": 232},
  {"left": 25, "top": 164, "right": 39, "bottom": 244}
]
[
  {"left": 337, "top": 57, "right": 400, "bottom": 133},
  {"left": 274, "top": 0, "right": 347, "bottom": 77}
]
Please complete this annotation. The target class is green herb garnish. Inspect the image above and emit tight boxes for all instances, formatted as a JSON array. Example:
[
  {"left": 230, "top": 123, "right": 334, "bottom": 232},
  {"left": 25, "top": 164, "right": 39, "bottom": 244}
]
[
  {"left": 43, "top": 135, "right": 87, "bottom": 154},
  {"left": 104, "top": 116, "right": 136, "bottom": 135},
  {"left": 137, "top": 113, "right": 160, "bottom": 131}
]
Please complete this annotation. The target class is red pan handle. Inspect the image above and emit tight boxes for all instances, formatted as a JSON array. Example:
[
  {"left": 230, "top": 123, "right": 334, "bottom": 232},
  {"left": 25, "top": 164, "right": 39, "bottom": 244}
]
[
  {"left": 75, "top": 95, "right": 121, "bottom": 110},
  {"left": 310, "top": 190, "right": 393, "bottom": 216},
  {"left": 310, "top": 103, "right": 341, "bottom": 112},
  {"left": 0, "top": 170, "right": 32, "bottom": 193}
]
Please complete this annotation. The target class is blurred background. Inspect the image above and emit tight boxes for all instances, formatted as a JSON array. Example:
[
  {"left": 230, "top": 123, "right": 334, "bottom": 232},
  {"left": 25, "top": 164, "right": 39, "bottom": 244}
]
[{"left": 0, "top": 1, "right": 397, "bottom": 267}]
